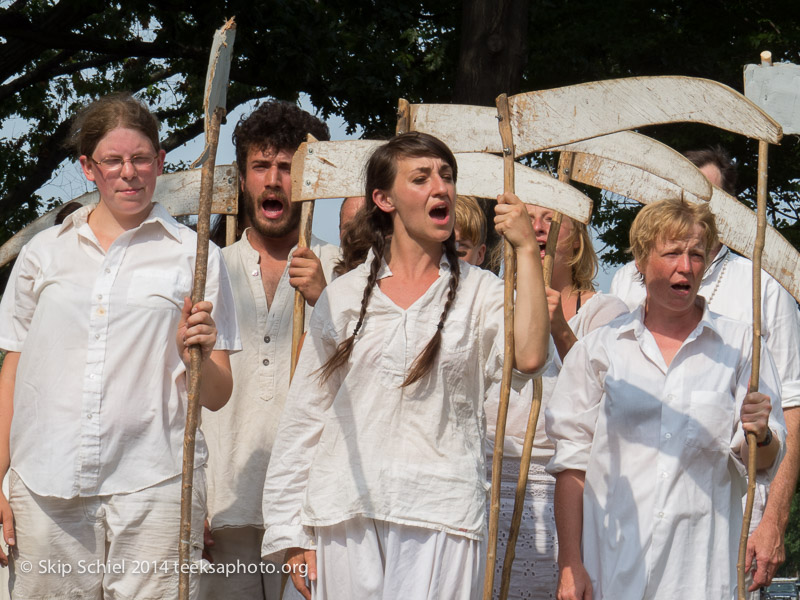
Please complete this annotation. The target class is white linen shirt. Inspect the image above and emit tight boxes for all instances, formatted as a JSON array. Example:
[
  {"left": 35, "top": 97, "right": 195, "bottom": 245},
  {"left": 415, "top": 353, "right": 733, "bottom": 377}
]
[
  {"left": 546, "top": 303, "right": 786, "bottom": 600},
  {"left": 485, "top": 293, "right": 629, "bottom": 460},
  {"left": 261, "top": 252, "right": 548, "bottom": 562},
  {"left": 203, "top": 231, "right": 339, "bottom": 530},
  {"left": 610, "top": 246, "right": 800, "bottom": 409},
  {"left": 0, "top": 203, "right": 240, "bottom": 499}
]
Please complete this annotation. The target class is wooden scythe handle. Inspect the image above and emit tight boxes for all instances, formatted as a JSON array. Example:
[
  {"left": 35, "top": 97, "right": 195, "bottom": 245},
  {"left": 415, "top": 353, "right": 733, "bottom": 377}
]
[
  {"left": 498, "top": 151, "right": 573, "bottom": 600},
  {"left": 178, "top": 106, "right": 225, "bottom": 599},
  {"left": 485, "top": 93, "right": 517, "bottom": 600},
  {"left": 396, "top": 98, "right": 411, "bottom": 135},
  {"left": 737, "top": 139, "right": 768, "bottom": 599},
  {"left": 290, "top": 135, "right": 319, "bottom": 380}
]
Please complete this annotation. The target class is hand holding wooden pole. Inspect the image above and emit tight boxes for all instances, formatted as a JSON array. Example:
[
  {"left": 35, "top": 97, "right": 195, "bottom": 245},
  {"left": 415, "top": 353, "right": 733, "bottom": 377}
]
[
  {"left": 737, "top": 137, "right": 768, "bottom": 599},
  {"left": 178, "top": 18, "right": 235, "bottom": 600},
  {"left": 498, "top": 151, "right": 572, "bottom": 600},
  {"left": 290, "top": 134, "right": 319, "bottom": 380}
]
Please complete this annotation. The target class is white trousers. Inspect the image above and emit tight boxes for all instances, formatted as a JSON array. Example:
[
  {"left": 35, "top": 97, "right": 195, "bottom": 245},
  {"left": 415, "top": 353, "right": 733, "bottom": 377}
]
[
  {"left": 312, "top": 516, "right": 485, "bottom": 600},
  {"left": 8, "top": 469, "right": 206, "bottom": 600}
]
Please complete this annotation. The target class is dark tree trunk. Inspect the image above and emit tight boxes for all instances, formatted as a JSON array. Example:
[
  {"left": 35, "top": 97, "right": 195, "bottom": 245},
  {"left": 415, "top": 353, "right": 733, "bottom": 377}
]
[{"left": 452, "top": 0, "right": 530, "bottom": 105}]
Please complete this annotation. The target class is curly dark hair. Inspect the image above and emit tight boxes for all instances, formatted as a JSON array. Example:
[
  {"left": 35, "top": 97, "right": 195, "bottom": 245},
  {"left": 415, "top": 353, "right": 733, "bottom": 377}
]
[{"left": 233, "top": 100, "right": 330, "bottom": 174}]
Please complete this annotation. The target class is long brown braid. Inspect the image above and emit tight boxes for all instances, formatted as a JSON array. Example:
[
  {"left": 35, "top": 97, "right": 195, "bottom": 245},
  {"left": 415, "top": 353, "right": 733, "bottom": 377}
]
[{"left": 318, "top": 132, "right": 462, "bottom": 386}]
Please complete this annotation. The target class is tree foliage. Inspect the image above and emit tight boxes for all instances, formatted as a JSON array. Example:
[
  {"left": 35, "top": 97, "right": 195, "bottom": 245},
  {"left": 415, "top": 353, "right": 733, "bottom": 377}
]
[{"left": 2, "top": 0, "right": 800, "bottom": 580}]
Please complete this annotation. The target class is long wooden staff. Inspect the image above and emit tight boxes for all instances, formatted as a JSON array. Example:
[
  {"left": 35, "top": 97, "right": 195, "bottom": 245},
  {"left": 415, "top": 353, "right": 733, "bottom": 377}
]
[
  {"left": 289, "top": 133, "right": 319, "bottom": 379},
  {"left": 498, "top": 151, "right": 573, "bottom": 599},
  {"left": 178, "top": 18, "right": 235, "bottom": 600},
  {"left": 738, "top": 51, "right": 772, "bottom": 600},
  {"left": 485, "top": 93, "right": 518, "bottom": 600}
]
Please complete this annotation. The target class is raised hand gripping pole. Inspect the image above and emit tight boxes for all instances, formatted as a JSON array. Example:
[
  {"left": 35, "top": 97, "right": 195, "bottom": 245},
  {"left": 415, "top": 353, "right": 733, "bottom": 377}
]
[
  {"left": 290, "top": 134, "right": 319, "bottom": 380},
  {"left": 485, "top": 93, "right": 517, "bottom": 600},
  {"left": 498, "top": 151, "right": 573, "bottom": 600},
  {"left": 179, "top": 17, "right": 236, "bottom": 600}
]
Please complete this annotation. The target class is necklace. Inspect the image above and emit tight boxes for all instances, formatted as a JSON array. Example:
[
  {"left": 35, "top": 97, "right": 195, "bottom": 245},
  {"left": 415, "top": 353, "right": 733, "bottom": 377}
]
[{"left": 705, "top": 252, "right": 729, "bottom": 306}]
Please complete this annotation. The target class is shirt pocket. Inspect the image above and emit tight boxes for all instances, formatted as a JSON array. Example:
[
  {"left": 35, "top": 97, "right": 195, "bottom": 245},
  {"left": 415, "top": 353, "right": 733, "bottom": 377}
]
[
  {"left": 126, "top": 270, "right": 191, "bottom": 310},
  {"left": 685, "top": 391, "right": 735, "bottom": 452}
]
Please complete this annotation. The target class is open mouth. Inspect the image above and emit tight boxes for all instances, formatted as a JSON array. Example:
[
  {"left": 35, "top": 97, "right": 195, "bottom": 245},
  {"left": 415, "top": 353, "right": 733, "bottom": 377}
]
[
  {"left": 671, "top": 282, "right": 692, "bottom": 294},
  {"left": 429, "top": 203, "right": 450, "bottom": 224},
  {"left": 261, "top": 197, "right": 285, "bottom": 219}
]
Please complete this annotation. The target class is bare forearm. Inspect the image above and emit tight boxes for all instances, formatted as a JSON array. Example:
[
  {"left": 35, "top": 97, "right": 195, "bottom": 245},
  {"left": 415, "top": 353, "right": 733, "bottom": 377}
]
[
  {"left": 761, "top": 407, "right": 800, "bottom": 530},
  {"left": 555, "top": 469, "right": 586, "bottom": 567},
  {"left": 199, "top": 350, "right": 233, "bottom": 411},
  {"left": 0, "top": 352, "right": 19, "bottom": 480},
  {"left": 513, "top": 247, "right": 550, "bottom": 373}
]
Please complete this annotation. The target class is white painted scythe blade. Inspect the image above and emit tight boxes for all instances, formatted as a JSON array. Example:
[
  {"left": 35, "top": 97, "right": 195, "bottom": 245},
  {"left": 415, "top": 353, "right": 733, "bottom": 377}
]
[
  {"left": 569, "top": 152, "right": 800, "bottom": 302},
  {"left": 0, "top": 165, "right": 238, "bottom": 268},
  {"left": 289, "top": 141, "right": 592, "bottom": 224},
  {"left": 407, "top": 77, "right": 782, "bottom": 157},
  {"left": 292, "top": 140, "right": 383, "bottom": 201},
  {"left": 455, "top": 153, "right": 592, "bottom": 224},
  {"left": 509, "top": 76, "right": 782, "bottom": 156},
  {"left": 550, "top": 131, "right": 712, "bottom": 201},
  {"left": 191, "top": 18, "right": 236, "bottom": 168}
]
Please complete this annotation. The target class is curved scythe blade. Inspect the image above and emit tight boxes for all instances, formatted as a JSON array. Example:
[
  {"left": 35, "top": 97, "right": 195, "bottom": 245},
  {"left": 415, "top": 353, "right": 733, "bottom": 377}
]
[
  {"left": 568, "top": 151, "right": 800, "bottom": 302},
  {"left": 287, "top": 140, "right": 592, "bottom": 224},
  {"left": 406, "top": 76, "right": 782, "bottom": 157}
]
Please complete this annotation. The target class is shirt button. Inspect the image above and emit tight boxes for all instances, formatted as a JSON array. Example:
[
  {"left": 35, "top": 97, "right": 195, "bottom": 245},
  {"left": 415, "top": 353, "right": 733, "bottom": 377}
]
[
  {"left": 658, "top": 511, "right": 664, "bottom": 518},
  {"left": 105, "top": 268, "right": 111, "bottom": 274},
  {"left": 661, "top": 472, "right": 668, "bottom": 479},
  {"left": 89, "top": 374, "right": 96, "bottom": 380},
  {"left": 95, "top": 334, "right": 100, "bottom": 340},
  {"left": 264, "top": 336, "right": 271, "bottom": 343},
  {"left": 87, "top": 413, "right": 93, "bottom": 420},
  {"left": 665, "top": 433, "right": 672, "bottom": 439},
  {"left": 263, "top": 359, "right": 270, "bottom": 366}
]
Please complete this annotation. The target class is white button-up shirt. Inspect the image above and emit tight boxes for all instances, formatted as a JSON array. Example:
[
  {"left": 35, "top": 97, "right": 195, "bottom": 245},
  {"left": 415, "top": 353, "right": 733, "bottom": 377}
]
[
  {"left": 546, "top": 304, "right": 786, "bottom": 600},
  {"left": 203, "top": 231, "right": 339, "bottom": 530},
  {"left": 261, "top": 253, "right": 547, "bottom": 562},
  {"left": 610, "top": 246, "right": 800, "bottom": 409},
  {"left": 0, "top": 203, "right": 240, "bottom": 498}
]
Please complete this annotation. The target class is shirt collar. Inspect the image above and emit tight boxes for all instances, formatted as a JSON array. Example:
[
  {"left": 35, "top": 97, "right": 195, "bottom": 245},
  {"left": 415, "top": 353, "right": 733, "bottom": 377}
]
[
  {"left": 59, "top": 201, "right": 182, "bottom": 242},
  {"left": 618, "top": 296, "right": 720, "bottom": 341},
  {"left": 363, "top": 245, "right": 451, "bottom": 281},
  {"left": 703, "top": 245, "right": 729, "bottom": 283}
]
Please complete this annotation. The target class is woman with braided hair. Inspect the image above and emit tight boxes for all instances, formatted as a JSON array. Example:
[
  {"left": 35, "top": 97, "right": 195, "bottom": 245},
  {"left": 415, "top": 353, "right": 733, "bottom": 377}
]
[{"left": 260, "top": 132, "right": 551, "bottom": 600}]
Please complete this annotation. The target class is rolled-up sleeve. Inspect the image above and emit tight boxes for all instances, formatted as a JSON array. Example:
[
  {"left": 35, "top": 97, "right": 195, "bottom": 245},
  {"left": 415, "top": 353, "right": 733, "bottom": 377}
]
[{"left": 545, "top": 337, "right": 606, "bottom": 474}]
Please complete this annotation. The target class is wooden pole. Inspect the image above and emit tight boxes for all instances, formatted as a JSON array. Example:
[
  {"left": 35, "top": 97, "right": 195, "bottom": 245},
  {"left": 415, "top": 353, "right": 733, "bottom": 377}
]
[
  {"left": 498, "top": 151, "right": 573, "bottom": 599},
  {"left": 738, "top": 137, "right": 768, "bottom": 599},
  {"left": 396, "top": 98, "right": 411, "bottom": 135},
  {"left": 485, "top": 93, "right": 517, "bottom": 600},
  {"left": 737, "top": 50, "right": 772, "bottom": 600},
  {"left": 290, "top": 135, "right": 319, "bottom": 380},
  {"left": 178, "top": 106, "right": 225, "bottom": 600}
]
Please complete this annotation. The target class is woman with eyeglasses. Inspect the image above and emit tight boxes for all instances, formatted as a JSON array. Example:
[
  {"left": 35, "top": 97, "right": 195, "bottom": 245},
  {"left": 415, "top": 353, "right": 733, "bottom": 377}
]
[{"left": 0, "top": 94, "right": 239, "bottom": 599}]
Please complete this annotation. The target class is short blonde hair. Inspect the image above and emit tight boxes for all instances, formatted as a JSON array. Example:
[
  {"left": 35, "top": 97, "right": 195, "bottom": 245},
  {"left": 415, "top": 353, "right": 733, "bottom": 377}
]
[
  {"left": 629, "top": 198, "right": 718, "bottom": 268},
  {"left": 455, "top": 195, "right": 487, "bottom": 246}
]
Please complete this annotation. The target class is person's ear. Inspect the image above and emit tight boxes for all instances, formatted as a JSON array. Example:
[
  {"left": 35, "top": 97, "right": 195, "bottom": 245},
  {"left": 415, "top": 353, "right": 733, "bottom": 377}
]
[
  {"left": 79, "top": 156, "right": 96, "bottom": 183},
  {"left": 477, "top": 243, "right": 486, "bottom": 266},
  {"left": 373, "top": 189, "right": 395, "bottom": 214}
]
